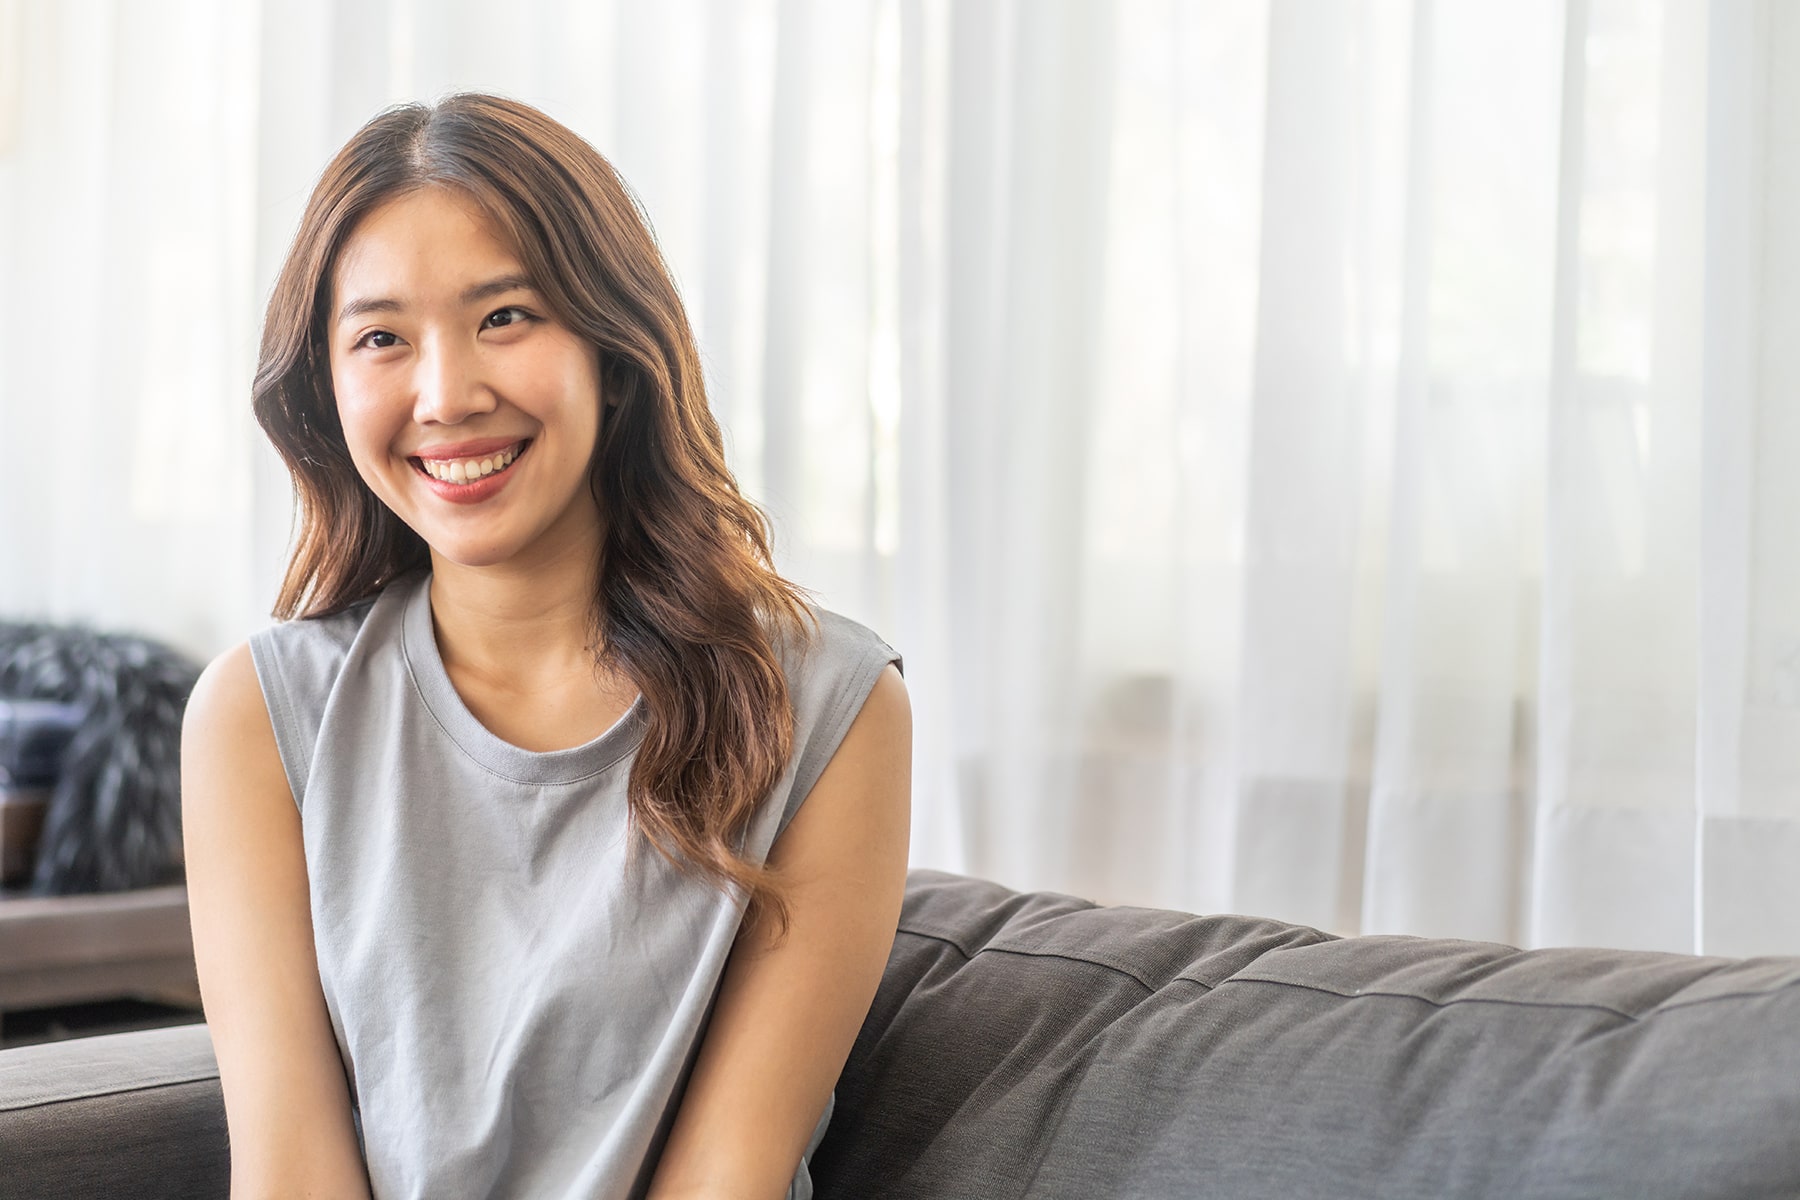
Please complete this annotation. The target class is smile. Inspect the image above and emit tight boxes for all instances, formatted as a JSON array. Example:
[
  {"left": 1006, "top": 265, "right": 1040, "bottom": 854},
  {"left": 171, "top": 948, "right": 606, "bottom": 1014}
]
[{"left": 411, "top": 440, "right": 530, "bottom": 484}]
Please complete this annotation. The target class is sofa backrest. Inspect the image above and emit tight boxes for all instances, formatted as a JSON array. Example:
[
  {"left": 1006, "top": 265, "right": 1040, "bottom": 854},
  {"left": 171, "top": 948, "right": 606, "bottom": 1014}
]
[
  {"left": 811, "top": 869, "right": 1800, "bottom": 1199},
  {"left": 6, "top": 871, "right": 1800, "bottom": 1199}
]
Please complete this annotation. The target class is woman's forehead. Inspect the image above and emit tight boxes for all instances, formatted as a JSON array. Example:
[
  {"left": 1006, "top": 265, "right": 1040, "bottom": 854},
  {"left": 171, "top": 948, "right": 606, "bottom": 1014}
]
[{"left": 332, "top": 187, "right": 529, "bottom": 309}]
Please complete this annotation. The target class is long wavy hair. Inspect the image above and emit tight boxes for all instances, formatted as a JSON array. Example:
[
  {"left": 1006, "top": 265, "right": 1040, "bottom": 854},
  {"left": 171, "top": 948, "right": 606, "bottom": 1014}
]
[{"left": 253, "top": 93, "right": 809, "bottom": 932}]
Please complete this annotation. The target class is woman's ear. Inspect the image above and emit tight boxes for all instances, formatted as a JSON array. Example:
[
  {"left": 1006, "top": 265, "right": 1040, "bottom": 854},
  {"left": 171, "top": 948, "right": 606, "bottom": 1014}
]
[
  {"left": 596, "top": 347, "right": 621, "bottom": 407},
  {"left": 600, "top": 355, "right": 625, "bottom": 407}
]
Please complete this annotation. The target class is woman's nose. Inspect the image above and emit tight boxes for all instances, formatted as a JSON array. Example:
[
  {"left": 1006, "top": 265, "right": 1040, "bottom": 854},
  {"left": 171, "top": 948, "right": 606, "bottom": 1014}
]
[{"left": 412, "top": 341, "right": 496, "bottom": 425}]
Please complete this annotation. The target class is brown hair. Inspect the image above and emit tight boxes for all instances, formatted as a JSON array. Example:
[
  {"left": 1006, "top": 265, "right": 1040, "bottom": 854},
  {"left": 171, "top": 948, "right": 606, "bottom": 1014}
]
[{"left": 253, "top": 93, "right": 809, "bottom": 932}]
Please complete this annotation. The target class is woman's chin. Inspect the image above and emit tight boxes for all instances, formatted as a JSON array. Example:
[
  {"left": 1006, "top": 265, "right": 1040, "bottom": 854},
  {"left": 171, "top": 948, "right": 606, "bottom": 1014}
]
[{"left": 424, "top": 539, "right": 530, "bottom": 573}]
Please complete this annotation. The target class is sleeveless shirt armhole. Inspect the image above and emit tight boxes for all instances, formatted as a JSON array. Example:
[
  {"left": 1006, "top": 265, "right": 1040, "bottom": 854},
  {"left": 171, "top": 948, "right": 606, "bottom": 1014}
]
[
  {"left": 248, "top": 629, "right": 311, "bottom": 814},
  {"left": 774, "top": 631, "right": 903, "bottom": 842}
]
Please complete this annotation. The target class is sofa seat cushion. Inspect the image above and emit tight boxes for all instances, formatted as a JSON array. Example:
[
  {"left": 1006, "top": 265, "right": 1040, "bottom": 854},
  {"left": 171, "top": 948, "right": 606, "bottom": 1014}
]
[{"left": 812, "top": 870, "right": 1800, "bottom": 1200}]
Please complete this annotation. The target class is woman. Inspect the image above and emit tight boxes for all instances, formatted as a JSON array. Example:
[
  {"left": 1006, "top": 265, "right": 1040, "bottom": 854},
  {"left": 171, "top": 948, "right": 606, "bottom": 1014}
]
[{"left": 181, "top": 93, "right": 910, "bottom": 1200}]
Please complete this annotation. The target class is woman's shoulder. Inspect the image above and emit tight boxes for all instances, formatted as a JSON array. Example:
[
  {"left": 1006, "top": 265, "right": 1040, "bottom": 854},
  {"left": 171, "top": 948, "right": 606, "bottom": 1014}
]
[
  {"left": 253, "top": 574, "right": 415, "bottom": 657},
  {"left": 249, "top": 574, "right": 421, "bottom": 691},
  {"left": 182, "top": 640, "right": 292, "bottom": 812},
  {"left": 186, "top": 641, "right": 268, "bottom": 738},
  {"left": 777, "top": 605, "right": 900, "bottom": 744},
  {"left": 777, "top": 605, "right": 901, "bottom": 696},
  {"left": 240, "top": 575, "right": 424, "bottom": 803},
  {"left": 796, "top": 604, "right": 899, "bottom": 664},
  {"left": 757, "top": 605, "right": 904, "bottom": 843}
]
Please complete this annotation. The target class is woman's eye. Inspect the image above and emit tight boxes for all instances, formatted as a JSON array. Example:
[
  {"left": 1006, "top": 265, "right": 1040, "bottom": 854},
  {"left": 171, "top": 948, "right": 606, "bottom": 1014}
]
[
  {"left": 483, "top": 306, "right": 532, "bottom": 330},
  {"left": 358, "top": 330, "right": 399, "bottom": 350}
]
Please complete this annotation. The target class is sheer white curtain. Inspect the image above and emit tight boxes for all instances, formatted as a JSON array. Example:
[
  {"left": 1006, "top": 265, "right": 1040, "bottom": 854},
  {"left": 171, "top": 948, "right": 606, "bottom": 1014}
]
[{"left": 4, "top": 0, "right": 1798, "bottom": 953}]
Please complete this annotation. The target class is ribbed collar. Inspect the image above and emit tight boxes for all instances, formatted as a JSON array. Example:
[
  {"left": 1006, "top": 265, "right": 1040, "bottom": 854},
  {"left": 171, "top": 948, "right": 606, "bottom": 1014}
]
[{"left": 395, "top": 572, "right": 646, "bottom": 785}]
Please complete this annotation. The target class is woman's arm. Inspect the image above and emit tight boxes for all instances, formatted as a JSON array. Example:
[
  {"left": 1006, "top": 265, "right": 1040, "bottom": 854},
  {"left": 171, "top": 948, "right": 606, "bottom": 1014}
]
[
  {"left": 182, "top": 643, "right": 373, "bottom": 1200},
  {"left": 647, "top": 664, "right": 912, "bottom": 1200}
]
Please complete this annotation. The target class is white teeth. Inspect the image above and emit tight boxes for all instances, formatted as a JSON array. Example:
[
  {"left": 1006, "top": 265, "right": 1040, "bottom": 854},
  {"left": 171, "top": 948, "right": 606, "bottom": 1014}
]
[{"left": 420, "top": 446, "right": 521, "bottom": 483}]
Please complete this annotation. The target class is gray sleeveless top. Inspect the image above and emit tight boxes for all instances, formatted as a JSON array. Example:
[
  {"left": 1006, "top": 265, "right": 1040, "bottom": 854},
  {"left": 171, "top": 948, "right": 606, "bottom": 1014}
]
[{"left": 248, "top": 572, "right": 900, "bottom": 1200}]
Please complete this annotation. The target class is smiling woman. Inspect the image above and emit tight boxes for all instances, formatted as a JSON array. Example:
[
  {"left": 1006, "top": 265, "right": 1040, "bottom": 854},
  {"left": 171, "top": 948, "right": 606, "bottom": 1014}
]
[
  {"left": 328, "top": 189, "right": 604, "bottom": 572},
  {"left": 179, "top": 94, "right": 910, "bottom": 1200}
]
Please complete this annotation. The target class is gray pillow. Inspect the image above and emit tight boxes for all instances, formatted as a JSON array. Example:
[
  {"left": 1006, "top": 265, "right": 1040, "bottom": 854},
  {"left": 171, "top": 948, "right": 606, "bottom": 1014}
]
[{"left": 814, "top": 869, "right": 1800, "bottom": 1199}]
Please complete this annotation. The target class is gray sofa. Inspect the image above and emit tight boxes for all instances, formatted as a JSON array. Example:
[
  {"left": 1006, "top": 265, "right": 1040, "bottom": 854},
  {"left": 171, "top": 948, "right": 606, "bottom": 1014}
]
[{"left": 3, "top": 869, "right": 1798, "bottom": 1198}]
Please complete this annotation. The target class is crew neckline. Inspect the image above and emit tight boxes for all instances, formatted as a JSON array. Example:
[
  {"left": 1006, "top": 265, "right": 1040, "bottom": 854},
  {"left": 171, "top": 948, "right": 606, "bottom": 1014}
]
[{"left": 396, "top": 572, "right": 646, "bottom": 785}]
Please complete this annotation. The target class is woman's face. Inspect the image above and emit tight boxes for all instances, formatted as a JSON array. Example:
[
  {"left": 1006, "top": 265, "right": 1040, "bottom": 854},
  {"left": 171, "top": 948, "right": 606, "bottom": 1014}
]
[{"left": 328, "top": 187, "right": 603, "bottom": 574}]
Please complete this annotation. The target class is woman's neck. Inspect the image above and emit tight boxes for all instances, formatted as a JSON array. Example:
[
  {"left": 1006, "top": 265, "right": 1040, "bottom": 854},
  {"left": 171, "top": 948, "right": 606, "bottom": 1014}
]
[
  {"left": 424, "top": 549, "right": 639, "bottom": 752},
  {"left": 425, "top": 545, "right": 604, "bottom": 689}
]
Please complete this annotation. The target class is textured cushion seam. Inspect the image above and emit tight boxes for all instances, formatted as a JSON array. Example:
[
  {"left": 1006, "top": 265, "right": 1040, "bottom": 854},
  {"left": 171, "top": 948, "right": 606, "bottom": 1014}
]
[
  {"left": 1637, "top": 975, "right": 1800, "bottom": 1014},
  {"left": 896, "top": 927, "right": 1167, "bottom": 994},
  {"left": 897, "top": 926, "right": 1800, "bottom": 1017},
  {"left": 0, "top": 1070, "right": 220, "bottom": 1115},
  {"left": 1211, "top": 973, "right": 1800, "bottom": 1021}
]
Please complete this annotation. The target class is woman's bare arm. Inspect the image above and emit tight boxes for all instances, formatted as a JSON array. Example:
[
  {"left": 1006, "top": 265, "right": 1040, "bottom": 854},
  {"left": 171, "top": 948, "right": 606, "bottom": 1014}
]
[
  {"left": 646, "top": 664, "right": 912, "bottom": 1200},
  {"left": 182, "top": 642, "right": 372, "bottom": 1199}
]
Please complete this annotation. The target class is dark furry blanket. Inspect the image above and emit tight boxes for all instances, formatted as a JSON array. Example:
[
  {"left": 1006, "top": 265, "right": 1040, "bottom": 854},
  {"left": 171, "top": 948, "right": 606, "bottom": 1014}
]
[{"left": 0, "top": 623, "right": 200, "bottom": 894}]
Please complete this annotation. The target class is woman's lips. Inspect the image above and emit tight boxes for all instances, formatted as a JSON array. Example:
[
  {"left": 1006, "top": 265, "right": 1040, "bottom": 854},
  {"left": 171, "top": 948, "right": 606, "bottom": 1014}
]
[
  {"left": 410, "top": 439, "right": 530, "bottom": 505},
  {"left": 412, "top": 435, "right": 526, "bottom": 461}
]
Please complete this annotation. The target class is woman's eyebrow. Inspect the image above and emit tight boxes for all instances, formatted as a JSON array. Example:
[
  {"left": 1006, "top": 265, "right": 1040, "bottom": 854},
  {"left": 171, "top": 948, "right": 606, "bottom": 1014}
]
[
  {"left": 461, "top": 274, "right": 536, "bottom": 305},
  {"left": 335, "top": 275, "right": 536, "bottom": 325},
  {"left": 336, "top": 294, "right": 403, "bottom": 324}
]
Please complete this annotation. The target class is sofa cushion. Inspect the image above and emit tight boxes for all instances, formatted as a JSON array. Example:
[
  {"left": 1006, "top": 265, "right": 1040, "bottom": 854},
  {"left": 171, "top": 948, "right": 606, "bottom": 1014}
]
[
  {"left": 0, "top": 1022, "right": 225, "bottom": 1199},
  {"left": 811, "top": 869, "right": 1800, "bottom": 1200}
]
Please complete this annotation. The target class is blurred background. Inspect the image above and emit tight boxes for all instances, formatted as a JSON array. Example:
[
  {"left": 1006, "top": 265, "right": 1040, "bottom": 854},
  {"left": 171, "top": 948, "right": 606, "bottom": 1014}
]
[{"left": 3, "top": 0, "right": 1799, "bottom": 958}]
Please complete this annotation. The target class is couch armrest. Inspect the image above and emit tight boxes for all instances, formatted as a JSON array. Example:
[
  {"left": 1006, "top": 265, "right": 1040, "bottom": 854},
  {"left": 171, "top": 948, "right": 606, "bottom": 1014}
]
[{"left": 0, "top": 1023, "right": 226, "bottom": 1199}]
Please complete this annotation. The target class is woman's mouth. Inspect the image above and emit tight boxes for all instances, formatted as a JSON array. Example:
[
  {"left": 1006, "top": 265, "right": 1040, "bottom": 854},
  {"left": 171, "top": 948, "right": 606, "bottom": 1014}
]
[{"left": 410, "top": 439, "right": 531, "bottom": 484}]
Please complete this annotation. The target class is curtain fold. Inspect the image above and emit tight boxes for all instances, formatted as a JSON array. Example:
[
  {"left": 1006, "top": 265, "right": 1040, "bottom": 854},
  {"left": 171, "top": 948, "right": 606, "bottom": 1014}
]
[{"left": 3, "top": 0, "right": 1797, "bottom": 951}]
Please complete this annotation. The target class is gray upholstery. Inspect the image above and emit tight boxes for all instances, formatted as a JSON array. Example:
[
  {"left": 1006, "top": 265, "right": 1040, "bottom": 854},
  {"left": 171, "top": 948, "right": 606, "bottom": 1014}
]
[
  {"left": 4, "top": 870, "right": 1799, "bottom": 1198},
  {"left": 811, "top": 870, "right": 1800, "bottom": 1199},
  {"left": 0, "top": 1022, "right": 225, "bottom": 1199}
]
